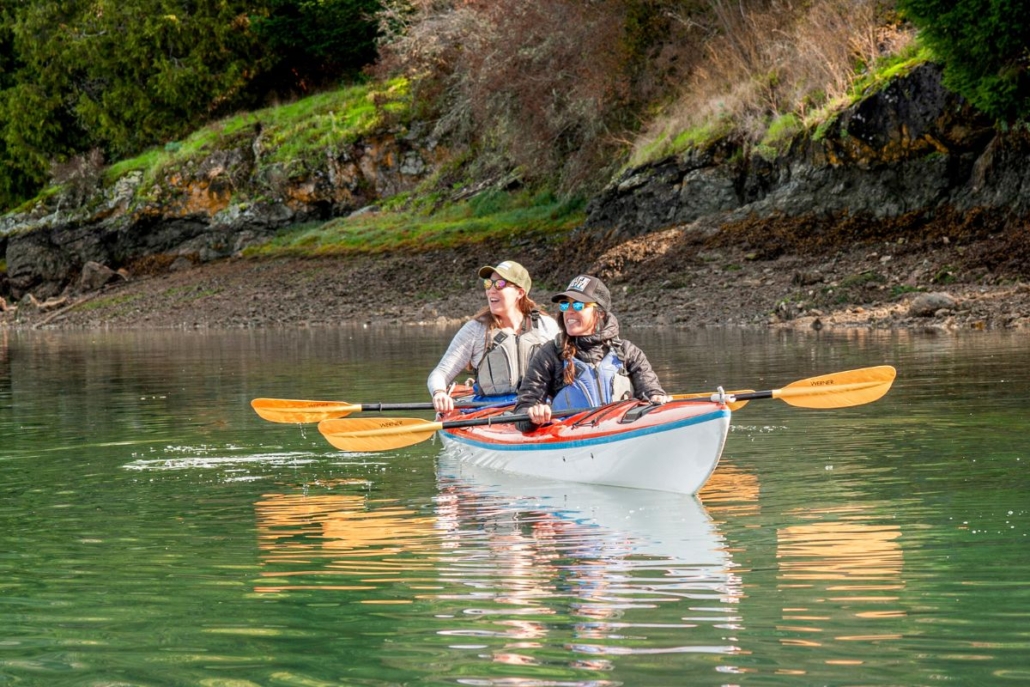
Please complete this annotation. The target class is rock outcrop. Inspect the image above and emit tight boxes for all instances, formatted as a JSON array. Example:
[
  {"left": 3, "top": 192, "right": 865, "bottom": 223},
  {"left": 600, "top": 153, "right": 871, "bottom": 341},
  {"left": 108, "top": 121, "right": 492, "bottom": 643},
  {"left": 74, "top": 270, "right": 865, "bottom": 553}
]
[
  {"left": 3, "top": 62, "right": 1028, "bottom": 307},
  {"left": 583, "top": 64, "right": 1020, "bottom": 240},
  {"left": 0, "top": 126, "right": 445, "bottom": 300}
]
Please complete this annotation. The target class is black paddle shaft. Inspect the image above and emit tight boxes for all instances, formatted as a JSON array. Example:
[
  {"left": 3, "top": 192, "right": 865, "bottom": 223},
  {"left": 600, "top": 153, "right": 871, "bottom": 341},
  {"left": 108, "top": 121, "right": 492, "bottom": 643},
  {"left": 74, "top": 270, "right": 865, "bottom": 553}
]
[
  {"left": 439, "top": 407, "right": 595, "bottom": 430},
  {"left": 360, "top": 401, "right": 497, "bottom": 412},
  {"left": 731, "top": 391, "right": 774, "bottom": 401}
]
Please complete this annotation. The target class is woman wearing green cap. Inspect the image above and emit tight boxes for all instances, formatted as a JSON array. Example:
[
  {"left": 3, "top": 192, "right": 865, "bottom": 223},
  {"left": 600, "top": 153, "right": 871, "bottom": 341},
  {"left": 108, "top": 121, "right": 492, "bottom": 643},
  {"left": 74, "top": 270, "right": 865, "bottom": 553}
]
[
  {"left": 514, "top": 274, "right": 670, "bottom": 429},
  {"left": 428, "top": 260, "right": 560, "bottom": 412}
]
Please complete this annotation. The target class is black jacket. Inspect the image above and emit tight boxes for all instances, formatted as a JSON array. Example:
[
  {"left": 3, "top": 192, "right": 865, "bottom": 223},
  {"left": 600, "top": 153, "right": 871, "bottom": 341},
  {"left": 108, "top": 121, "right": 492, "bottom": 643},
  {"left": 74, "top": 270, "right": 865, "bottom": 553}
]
[{"left": 513, "top": 313, "right": 666, "bottom": 429}]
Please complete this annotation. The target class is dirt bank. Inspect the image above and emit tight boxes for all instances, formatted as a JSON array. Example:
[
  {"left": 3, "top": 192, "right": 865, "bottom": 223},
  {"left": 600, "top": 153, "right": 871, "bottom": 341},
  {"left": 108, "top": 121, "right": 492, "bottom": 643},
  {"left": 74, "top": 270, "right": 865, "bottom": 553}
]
[{"left": 4, "top": 225, "right": 1029, "bottom": 332}]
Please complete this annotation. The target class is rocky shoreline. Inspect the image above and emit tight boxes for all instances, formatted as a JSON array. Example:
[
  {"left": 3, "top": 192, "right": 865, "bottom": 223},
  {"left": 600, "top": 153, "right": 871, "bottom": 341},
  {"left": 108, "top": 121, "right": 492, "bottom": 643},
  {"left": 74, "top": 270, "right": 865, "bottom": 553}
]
[
  {"left": 3, "top": 63, "right": 1029, "bottom": 334},
  {"left": 4, "top": 225, "right": 1028, "bottom": 332}
]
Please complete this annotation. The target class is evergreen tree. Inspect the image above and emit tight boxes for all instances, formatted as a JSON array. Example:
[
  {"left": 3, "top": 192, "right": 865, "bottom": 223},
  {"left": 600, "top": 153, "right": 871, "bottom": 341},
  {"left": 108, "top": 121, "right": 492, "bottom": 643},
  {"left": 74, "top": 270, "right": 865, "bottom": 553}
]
[
  {"left": 0, "top": 0, "right": 85, "bottom": 207},
  {"left": 0, "top": 0, "right": 383, "bottom": 210},
  {"left": 899, "top": 0, "right": 1030, "bottom": 121},
  {"left": 251, "top": 0, "right": 381, "bottom": 93}
]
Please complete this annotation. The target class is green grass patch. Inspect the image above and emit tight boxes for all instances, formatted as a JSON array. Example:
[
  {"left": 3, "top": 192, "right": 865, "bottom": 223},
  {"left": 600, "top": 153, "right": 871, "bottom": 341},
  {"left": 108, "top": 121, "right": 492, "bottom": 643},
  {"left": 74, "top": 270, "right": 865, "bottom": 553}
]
[
  {"left": 104, "top": 78, "right": 412, "bottom": 188},
  {"left": 628, "top": 118, "right": 733, "bottom": 168},
  {"left": 840, "top": 270, "right": 886, "bottom": 287},
  {"left": 107, "top": 149, "right": 163, "bottom": 180},
  {"left": 758, "top": 113, "right": 803, "bottom": 158},
  {"left": 246, "top": 190, "right": 586, "bottom": 257},
  {"left": 890, "top": 284, "right": 924, "bottom": 299},
  {"left": 667, "top": 121, "right": 733, "bottom": 157},
  {"left": 817, "top": 285, "right": 845, "bottom": 305},
  {"left": 414, "top": 289, "right": 444, "bottom": 301},
  {"left": 848, "top": 42, "right": 933, "bottom": 101},
  {"left": 932, "top": 266, "right": 957, "bottom": 284}
]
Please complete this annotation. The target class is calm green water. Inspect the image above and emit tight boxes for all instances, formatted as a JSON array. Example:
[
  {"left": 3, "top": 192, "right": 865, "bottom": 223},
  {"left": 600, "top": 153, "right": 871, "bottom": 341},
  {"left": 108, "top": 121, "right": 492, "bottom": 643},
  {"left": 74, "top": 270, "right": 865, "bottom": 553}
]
[{"left": 1, "top": 326, "right": 1028, "bottom": 686}]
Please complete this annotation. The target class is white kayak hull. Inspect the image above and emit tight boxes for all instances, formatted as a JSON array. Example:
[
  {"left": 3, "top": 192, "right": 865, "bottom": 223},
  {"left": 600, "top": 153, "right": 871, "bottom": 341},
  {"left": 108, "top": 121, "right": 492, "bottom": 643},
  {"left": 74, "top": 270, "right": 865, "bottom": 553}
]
[{"left": 438, "top": 402, "right": 731, "bottom": 494}]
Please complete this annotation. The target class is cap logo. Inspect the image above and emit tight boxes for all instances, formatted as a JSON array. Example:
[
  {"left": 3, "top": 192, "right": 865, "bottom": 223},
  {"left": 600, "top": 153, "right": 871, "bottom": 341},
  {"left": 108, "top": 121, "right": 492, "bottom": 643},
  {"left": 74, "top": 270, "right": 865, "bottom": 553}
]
[
  {"left": 568, "top": 276, "right": 592, "bottom": 292},
  {"left": 497, "top": 261, "right": 515, "bottom": 270}
]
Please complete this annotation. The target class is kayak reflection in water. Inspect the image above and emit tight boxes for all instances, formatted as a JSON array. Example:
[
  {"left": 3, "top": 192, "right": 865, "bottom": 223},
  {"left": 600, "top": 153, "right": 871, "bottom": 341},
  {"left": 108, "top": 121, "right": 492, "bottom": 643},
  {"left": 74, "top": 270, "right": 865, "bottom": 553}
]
[
  {"left": 514, "top": 274, "right": 671, "bottom": 430},
  {"left": 427, "top": 260, "right": 559, "bottom": 413}
]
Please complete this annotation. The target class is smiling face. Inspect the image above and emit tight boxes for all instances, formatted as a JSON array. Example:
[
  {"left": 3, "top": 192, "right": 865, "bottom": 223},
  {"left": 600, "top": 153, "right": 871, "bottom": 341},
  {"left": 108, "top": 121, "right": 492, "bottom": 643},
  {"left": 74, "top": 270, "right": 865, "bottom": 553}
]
[
  {"left": 484, "top": 272, "right": 525, "bottom": 325},
  {"left": 561, "top": 301, "right": 599, "bottom": 336}
]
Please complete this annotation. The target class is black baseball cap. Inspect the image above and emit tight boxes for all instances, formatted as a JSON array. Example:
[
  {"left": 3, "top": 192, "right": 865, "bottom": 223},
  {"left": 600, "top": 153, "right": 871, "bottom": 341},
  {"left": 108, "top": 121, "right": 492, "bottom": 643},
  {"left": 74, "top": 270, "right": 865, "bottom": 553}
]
[{"left": 550, "top": 274, "right": 612, "bottom": 311}]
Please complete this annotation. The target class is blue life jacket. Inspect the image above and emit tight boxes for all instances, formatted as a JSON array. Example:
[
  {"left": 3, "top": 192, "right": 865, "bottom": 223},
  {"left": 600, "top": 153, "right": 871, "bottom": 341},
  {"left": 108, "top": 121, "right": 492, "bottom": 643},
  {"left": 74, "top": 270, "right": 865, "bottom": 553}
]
[
  {"left": 551, "top": 346, "right": 634, "bottom": 410},
  {"left": 469, "top": 392, "right": 517, "bottom": 406}
]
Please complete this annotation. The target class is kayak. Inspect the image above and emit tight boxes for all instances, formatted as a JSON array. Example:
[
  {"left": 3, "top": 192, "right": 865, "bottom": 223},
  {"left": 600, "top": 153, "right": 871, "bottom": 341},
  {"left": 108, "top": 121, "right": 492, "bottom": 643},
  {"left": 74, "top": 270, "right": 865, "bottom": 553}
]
[
  {"left": 437, "top": 399, "right": 731, "bottom": 495},
  {"left": 280, "top": 366, "right": 896, "bottom": 494}
]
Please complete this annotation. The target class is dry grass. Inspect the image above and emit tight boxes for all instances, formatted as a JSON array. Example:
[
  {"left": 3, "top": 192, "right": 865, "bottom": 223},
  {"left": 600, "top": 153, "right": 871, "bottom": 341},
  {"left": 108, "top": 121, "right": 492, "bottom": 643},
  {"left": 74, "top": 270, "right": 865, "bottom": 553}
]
[
  {"left": 631, "top": 0, "right": 915, "bottom": 165},
  {"left": 374, "top": 0, "right": 705, "bottom": 192},
  {"left": 374, "top": 0, "right": 916, "bottom": 186}
]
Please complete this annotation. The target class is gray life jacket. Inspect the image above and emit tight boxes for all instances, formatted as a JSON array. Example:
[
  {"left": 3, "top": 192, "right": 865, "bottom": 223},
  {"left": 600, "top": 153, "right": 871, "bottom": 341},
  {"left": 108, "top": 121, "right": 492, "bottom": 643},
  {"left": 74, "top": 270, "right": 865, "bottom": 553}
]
[{"left": 476, "top": 312, "right": 553, "bottom": 396}]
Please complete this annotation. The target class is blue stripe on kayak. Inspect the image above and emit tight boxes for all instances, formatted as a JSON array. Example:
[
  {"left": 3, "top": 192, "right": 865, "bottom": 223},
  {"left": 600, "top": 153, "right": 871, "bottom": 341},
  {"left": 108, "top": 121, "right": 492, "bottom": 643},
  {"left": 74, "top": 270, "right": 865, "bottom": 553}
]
[{"left": 444, "top": 407, "right": 731, "bottom": 452}]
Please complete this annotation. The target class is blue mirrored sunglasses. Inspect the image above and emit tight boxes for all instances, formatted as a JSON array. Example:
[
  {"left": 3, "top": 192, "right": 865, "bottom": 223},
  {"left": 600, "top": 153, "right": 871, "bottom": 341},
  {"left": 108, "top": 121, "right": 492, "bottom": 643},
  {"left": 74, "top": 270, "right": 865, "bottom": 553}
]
[{"left": 557, "top": 300, "right": 596, "bottom": 312}]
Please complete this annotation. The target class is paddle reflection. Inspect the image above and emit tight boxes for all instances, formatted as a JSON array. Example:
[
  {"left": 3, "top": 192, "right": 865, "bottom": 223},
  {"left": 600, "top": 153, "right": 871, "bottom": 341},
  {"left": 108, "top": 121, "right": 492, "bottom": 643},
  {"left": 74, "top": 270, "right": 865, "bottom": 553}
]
[
  {"left": 254, "top": 478, "right": 440, "bottom": 594},
  {"left": 698, "top": 463, "right": 762, "bottom": 517},
  {"left": 775, "top": 510, "right": 906, "bottom": 647}
]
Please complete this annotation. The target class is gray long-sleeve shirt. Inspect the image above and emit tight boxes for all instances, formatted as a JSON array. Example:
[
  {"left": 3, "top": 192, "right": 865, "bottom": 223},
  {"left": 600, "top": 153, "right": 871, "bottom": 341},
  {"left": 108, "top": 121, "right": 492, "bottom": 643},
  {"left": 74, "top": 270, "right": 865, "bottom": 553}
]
[{"left": 427, "top": 314, "right": 560, "bottom": 395}]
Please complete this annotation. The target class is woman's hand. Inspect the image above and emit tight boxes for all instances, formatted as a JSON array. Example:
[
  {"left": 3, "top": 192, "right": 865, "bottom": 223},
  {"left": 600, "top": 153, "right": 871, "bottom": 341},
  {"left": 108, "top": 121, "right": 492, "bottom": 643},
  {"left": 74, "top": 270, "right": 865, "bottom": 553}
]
[
  {"left": 433, "top": 390, "right": 455, "bottom": 413},
  {"left": 527, "top": 403, "right": 552, "bottom": 425},
  {"left": 649, "top": 394, "right": 671, "bottom": 405}
]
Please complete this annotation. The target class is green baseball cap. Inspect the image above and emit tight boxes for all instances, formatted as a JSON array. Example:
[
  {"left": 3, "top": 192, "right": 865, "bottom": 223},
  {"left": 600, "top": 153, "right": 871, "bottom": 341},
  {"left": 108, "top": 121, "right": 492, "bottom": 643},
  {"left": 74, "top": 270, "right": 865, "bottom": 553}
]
[{"left": 478, "top": 261, "right": 532, "bottom": 292}]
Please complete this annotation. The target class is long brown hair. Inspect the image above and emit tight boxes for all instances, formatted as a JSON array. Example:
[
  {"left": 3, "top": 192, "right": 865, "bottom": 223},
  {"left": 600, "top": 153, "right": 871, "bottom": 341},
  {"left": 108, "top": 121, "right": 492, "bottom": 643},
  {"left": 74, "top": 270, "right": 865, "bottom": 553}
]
[
  {"left": 473, "top": 293, "right": 542, "bottom": 327},
  {"left": 556, "top": 308, "right": 606, "bottom": 385},
  {"left": 472, "top": 292, "right": 545, "bottom": 354}
]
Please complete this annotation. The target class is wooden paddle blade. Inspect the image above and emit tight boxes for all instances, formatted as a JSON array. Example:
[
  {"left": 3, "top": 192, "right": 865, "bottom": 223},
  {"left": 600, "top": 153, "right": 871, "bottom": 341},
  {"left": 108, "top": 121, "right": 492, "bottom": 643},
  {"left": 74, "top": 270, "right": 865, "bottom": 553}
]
[
  {"left": 671, "top": 390, "right": 754, "bottom": 411},
  {"left": 774, "top": 365, "right": 896, "bottom": 408},
  {"left": 251, "top": 398, "right": 362, "bottom": 423},
  {"left": 318, "top": 417, "right": 444, "bottom": 452}
]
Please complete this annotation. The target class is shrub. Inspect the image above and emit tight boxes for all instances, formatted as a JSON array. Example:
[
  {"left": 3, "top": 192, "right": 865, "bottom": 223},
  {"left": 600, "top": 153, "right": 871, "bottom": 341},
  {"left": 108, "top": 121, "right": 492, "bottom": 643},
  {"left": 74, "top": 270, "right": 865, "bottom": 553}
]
[
  {"left": 897, "top": 0, "right": 1030, "bottom": 121},
  {"left": 251, "top": 0, "right": 382, "bottom": 92},
  {"left": 49, "top": 149, "right": 105, "bottom": 206},
  {"left": 374, "top": 0, "right": 702, "bottom": 192}
]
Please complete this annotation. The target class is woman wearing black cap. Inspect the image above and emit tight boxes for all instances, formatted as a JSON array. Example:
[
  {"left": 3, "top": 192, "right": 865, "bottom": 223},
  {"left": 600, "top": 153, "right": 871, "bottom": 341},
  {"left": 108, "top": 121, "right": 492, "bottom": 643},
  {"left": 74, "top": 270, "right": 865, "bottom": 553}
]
[
  {"left": 428, "top": 260, "right": 560, "bottom": 412},
  {"left": 514, "top": 274, "right": 670, "bottom": 428}
]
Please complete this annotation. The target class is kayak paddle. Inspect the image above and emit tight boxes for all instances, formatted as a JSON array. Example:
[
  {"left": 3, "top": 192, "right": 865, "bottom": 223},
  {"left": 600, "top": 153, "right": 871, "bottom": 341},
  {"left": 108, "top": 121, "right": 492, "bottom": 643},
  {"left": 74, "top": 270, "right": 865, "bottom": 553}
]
[
  {"left": 318, "top": 408, "right": 591, "bottom": 452},
  {"left": 732, "top": 365, "right": 896, "bottom": 408},
  {"left": 316, "top": 365, "right": 897, "bottom": 452},
  {"left": 672, "top": 366, "right": 894, "bottom": 410},
  {"left": 672, "top": 390, "right": 754, "bottom": 411},
  {"left": 251, "top": 398, "right": 498, "bottom": 424}
]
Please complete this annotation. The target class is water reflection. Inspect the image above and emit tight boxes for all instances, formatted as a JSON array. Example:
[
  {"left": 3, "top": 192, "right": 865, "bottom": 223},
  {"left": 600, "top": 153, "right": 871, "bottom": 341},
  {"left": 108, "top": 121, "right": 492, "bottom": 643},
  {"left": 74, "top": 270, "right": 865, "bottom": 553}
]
[
  {"left": 775, "top": 512, "right": 906, "bottom": 650},
  {"left": 4, "top": 327, "right": 1029, "bottom": 685},
  {"left": 254, "top": 479, "right": 440, "bottom": 594},
  {"left": 778, "top": 519, "right": 904, "bottom": 584},
  {"left": 698, "top": 463, "right": 762, "bottom": 517},
  {"left": 249, "top": 456, "right": 748, "bottom": 680},
  {"left": 429, "top": 457, "right": 745, "bottom": 673}
]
